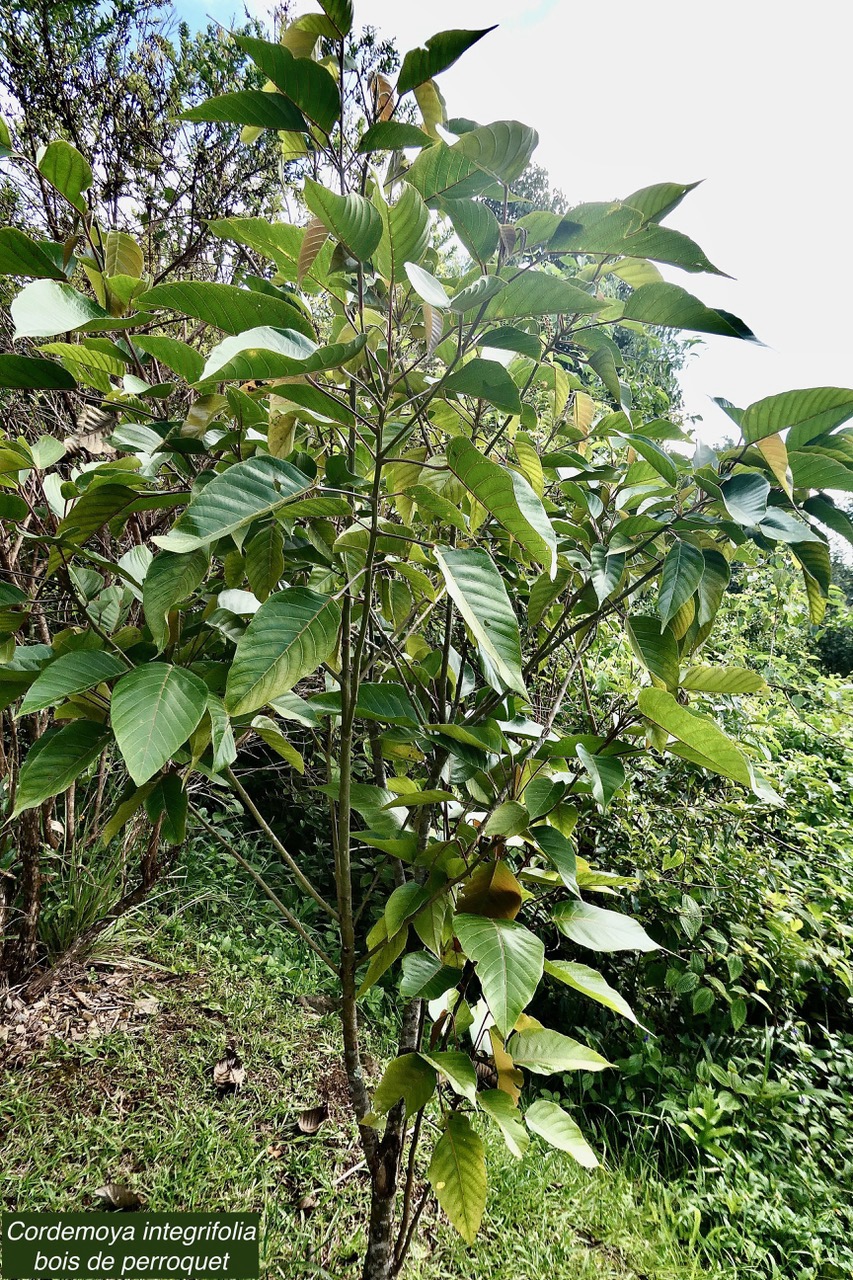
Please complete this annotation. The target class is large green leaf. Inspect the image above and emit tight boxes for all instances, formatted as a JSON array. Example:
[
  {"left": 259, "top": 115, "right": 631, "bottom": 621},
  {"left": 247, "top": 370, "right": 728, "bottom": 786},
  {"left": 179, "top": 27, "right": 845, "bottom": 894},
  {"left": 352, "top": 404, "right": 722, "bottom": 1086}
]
[
  {"left": 317, "top": 0, "right": 352, "bottom": 36},
  {"left": 444, "top": 359, "right": 522, "bottom": 416},
  {"left": 373, "top": 182, "right": 430, "bottom": 284},
  {"left": 510, "top": 1028, "right": 610, "bottom": 1074},
  {"left": 720, "top": 472, "right": 770, "bottom": 527},
  {"left": 589, "top": 544, "right": 624, "bottom": 604},
  {"left": 136, "top": 282, "right": 313, "bottom": 339},
  {"left": 303, "top": 178, "right": 382, "bottom": 261},
  {"left": 435, "top": 547, "right": 526, "bottom": 696},
  {"left": 658, "top": 540, "right": 704, "bottom": 626},
  {"left": 623, "top": 180, "right": 700, "bottom": 222},
  {"left": 406, "top": 143, "right": 496, "bottom": 204},
  {"left": 637, "top": 688, "right": 752, "bottom": 785},
  {"left": 680, "top": 665, "right": 767, "bottom": 694},
  {"left": 553, "top": 899, "right": 660, "bottom": 952},
  {"left": 440, "top": 198, "right": 501, "bottom": 263},
  {"left": 359, "top": 121, "right": 433, "bottom": 152},
  {"left": 0, "top": 353, "right": 75, "bottom": 390},
  {"left": 111, "top": 664, "right": 208, "bottom": 785},
  {"left": 622, "top": 283, "right": 756, "bottom": 340},
  {"left": 626, "top": 615, "right": 679, "bottom": 689},
  {"left": 182, "top": 90, "right": 307, "bottom": 132},
  {"left": 155, "top": 456, "right": 311, "bottom": 553},
  {"left": 18, "top": 651, "right": 126, "bottom": 715},
  {"left": 13, "top": 720, "right": 110, "bottom": 816},
  {"left": 479, "top": 1089, "right": 529, "bottom": 1159},
  {"left": 740, "top": 387, "right": 853, "bottom": 446},
  {"left": 236, "top": 37, "right": 339, "bottom": 133},
  {"left": 199, "top": 328, "right": 365, "bottom": 382},
  {"left": 11, "top": 280, "right": 109, "bottom": 340},
  {"left": 530, "top": 824, "right": 578, "bottom": 894},
  {"left": 453, "top": 121, "right": 538, "bottom": 185},
  {"left": 143, "top": 549, "right": 209, "bottom": 650},
  {"left": 576, "top": 744, "right": 626, "bottom": 813},
  {"left": 453, "top": 914, "right": 544, "bottom": 1037},
  {"left": 133, "top": 336, "right": 204, "bottom": 384},
  {"left": 224, "top": 588, "right": 341, "bottom": 716},
  {"left": 420, "top": 1051, "right": 479, "bottom": 1105},
  {"left": 524, "top": 1100, "right": 599, "bottom": 1168},
  {"left": 427, "top": 1113, "right": 486, "bottom": 1245},
  {"left": 37, "top": 139, "right": 92, "bottom": 213},
  {"left": 0, "top": 228, "right": 65, "bottom": 280},
  {"left": 484, "top": 271, "right": 604, "bottom": 320},
  {"left": 372, "top": 1053, "right": 436, "bottom": 1117},
  {"left": 544, "top": 959, "right": 638, "bottom": 1023},
  {"left": 398, "top": 27, "right": 496, "bottom": 94}
]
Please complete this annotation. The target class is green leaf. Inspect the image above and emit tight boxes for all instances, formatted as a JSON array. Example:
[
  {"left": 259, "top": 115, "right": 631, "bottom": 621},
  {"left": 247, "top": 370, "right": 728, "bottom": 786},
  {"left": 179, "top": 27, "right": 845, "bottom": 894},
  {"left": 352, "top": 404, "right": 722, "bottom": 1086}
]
[
  {"left": 181, "top": 90, "right": 307, "bottom": 132},
  {"left": 435, "top": 547, "right": 526, "bottom": 697},
  {"left": 530, "top": 824, "right": 578, "bottom": 895},
  {"left": 372, "top": 1053, "right": 436, "bottom": 1118},
  {"left": 479, "top": 1089, "right": 529, "bottom": 1159},
  {"left": 133, "top": 336, "right": 204, "bottom": 384},
  {"left": 449, "top": 275, "right": 506, "bottom": 314},
  {"left": 553, "top": 899, "right": 660, "bottom": 952},
  {"left": 622, "top": 283, "right": 756, "bottom": 340},
  {"left": 524, "top": 1100, "right": 599, "bottom": 1168},
  {"left": 155, "top": 456, "right": 311, "bottom": 553},
  {"left": 589, "top": 544, "right": 624, "bottom": 605},
  {"left": 626, "top": 615, "right": 679, "bottom": 689},
  {"left": 412, "top": 484, "right": 468, "bottom": 533},
  {"left": 720, "top": 472, "right": 770, "bottom": 527},
  {"left": 576, "top": 744, "right": 625, "bottom": 813},
  {"left": 406, "top": 142, "right": 497, "bottom": 204},
  {"left": 441, "top": 198, "right": 500, "bottom": 263},
  {"left": 623, "top": 180, "right": 700, "bottom": 222},
  {"left": 444, "top": 358, "right": 522, "bottom": 415},
  {"left": 198, "top": 328, "right": 365, "bottom": 383},
  {"left": 37, "top": 139, "right": 92, "bottom": 213},
  {"left": 245, "top": 524, "right": 285, "bottom": 602},
  {"left": 484, "top": 271, "right": 604, "bottom": 320},
  {"left": 373, "top": 182, "right": 430, "bottom": 284},
  {"left": 13, "top": 720, "right": 110, "bottom": 816},
  {"left": 420, "top": 1051, "right": 479, "bottom": 1104},
  {"left": 398, "top": 27, "right": 496, "bottom": 94},
  {"left": 454, "top": 121, "right": 538, "bottom": 186},
  {"left": 697, "top": 549, "right": 730, "bottom": 627},
  {"left": 382, "top": 789, "right": 456, "bottom": 809},
  {"left": 101, "top": 231, "right": 144, "bottom": 279},
  {"left": 427, "top": 1113, "right": 486, "bottom": 1245},
  {"left": 251, "top": 715, "right": 304, "bottom": 773},
  {"left": 206, "top": 693, "right": 237, "bottom": 773},
  {"left": 18, "top": 651, "right": 126, "bottom": 715},
  {"left": 544, "top": 960, "right": 638, "bottom": 1023},
  {"left": 359, "top": 121, "right": 433, "bottom": 151},
  {"left": 111, "top": 664, "right": 208, "bottom": 785},
  {"left": 11, "top": 280, "right": 110, "bottom": 340},
  {"left": 453, "top": 914, "right": 544, "bottom": 1037},
  {"left": 511, "top": 1028, "right": 610, "bottom": 1074},
  {"left": 620, "top": 433, "right": 678, "bottom": 486},
  {"left": 144, "top": 773, "right": 187, "bottom": 845},
  {"left": 0, "top": 228, "right": 66, "bottom": 280},
  {"left": 658, "top": 540, "right": 704, "bottom": 627},
  {"left": 317, "top": 0, "right": 352, "bottom": 36},
  {"left": 740, "top": 386, "right": 853, "bottom": 446},
  {"left": 446, "top": 437, "right": 555, "bottom": 573},
  {"left": 143, "top": 549, "right": 209, "bottom": 651},
  {"left": 136, "top": 282, "right": 313, "bottom": 339},
  {"left": 224, "top": 588, "right": 341, "bottom": 716},
  {"left": 637, "top": 688, "right": 752, "bottom": 786},
  {"left": 481, "top": 801, "right": 529, "bottom": 839},
  {"left": 303, "top": 178, "right": 382, "bottom": 261},
  {"left": 400, "top": 953, "right": 460, "bottom": 1001},
  {"left": 404, "top": 261, "right": 450, "bottom": 308},
  {"left": 680, "top": 665, "right": 767, "bottom": 694},
  {"left": 236, "top": 37, "right": 339, "bottom": 133},
  {"left": 0, "top": 354, "right": 75, "bottom": 390}
]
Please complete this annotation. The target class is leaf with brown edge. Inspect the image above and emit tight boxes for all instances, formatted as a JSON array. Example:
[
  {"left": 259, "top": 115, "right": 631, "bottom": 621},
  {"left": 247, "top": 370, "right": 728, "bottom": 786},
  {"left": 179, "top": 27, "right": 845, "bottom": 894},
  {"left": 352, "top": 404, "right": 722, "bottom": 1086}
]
[
  {"left": 372, "top": 72, "right": 395, "bottom": 121},
  {"left": 298, "top": 217, "right": 329, "bottom": 286},
  {"left": 457, "top": 861, "right": 523, "bottom": 920}
]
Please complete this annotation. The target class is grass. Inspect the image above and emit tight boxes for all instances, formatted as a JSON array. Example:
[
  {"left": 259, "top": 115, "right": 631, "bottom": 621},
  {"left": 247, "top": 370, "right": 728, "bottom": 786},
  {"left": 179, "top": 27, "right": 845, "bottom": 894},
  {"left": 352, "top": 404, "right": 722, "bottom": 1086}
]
[{"left": 1, "top": 834, "right": 726, "bottom": 1279}]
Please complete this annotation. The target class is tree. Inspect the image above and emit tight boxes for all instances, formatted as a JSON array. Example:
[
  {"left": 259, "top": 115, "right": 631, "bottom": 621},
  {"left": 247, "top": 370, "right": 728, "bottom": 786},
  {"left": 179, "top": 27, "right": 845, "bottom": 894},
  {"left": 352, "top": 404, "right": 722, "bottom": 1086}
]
[{"left": 2, "top": 7, "right": 852, "bottom": 1277}]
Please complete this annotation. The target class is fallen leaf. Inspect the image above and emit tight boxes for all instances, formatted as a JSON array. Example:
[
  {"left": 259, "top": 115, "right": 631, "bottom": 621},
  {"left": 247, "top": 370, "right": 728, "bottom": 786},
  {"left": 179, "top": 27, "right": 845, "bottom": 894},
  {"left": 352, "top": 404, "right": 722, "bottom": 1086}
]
[{"left": 212, "top": 1043, "right": 245, "bottom": 1094}]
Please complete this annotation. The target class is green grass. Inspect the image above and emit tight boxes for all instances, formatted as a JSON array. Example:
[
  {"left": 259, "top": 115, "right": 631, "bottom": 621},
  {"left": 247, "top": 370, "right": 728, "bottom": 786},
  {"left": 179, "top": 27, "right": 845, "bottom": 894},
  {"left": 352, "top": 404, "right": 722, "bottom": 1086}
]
[{"left": 1, "top": 839, "right": 724, "bottom": 1279}]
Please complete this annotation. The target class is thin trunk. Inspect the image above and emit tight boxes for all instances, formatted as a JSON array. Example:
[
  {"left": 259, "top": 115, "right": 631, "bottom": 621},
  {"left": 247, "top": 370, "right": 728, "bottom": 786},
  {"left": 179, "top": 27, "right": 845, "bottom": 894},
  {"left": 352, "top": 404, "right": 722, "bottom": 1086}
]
[{"left": 9, "top": 806, "right": 42, "bottom": 983}]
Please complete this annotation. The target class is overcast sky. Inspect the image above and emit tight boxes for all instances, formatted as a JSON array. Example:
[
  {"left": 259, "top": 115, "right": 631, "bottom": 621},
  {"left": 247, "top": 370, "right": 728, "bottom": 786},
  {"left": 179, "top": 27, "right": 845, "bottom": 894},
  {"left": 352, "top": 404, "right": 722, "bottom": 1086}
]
[{"left": 180, "top": 0, "right": 852, "bottom": 439}]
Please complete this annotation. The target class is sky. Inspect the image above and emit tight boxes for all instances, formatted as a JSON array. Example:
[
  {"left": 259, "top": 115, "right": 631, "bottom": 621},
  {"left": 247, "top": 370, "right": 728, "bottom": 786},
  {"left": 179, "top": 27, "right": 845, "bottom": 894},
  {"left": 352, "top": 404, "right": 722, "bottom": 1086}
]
[{"left": 179, "top": 0, "right": 853, "bottom": 439}]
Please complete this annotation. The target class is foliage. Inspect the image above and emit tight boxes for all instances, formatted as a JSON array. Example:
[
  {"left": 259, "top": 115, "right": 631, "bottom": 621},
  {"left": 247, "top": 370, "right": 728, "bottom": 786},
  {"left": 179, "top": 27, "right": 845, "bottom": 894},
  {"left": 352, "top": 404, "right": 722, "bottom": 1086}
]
[{"left": 2, "top": 8, "right": 852, "bottom": 1277}]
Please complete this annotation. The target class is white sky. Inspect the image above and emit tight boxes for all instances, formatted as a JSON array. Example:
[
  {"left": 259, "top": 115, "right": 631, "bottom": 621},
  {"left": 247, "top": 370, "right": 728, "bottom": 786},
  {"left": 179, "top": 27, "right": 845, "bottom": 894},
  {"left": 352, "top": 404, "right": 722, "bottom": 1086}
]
[{"left": 194, "top": 0, "right": 853, "bottom": 439}]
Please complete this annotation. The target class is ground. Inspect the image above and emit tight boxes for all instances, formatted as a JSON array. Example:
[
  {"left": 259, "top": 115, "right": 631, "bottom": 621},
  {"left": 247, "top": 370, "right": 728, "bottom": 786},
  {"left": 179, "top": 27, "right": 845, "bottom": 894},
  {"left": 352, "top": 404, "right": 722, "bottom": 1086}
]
[{"left": 1, "top": 843, "right": 720, "bottom": 1279}]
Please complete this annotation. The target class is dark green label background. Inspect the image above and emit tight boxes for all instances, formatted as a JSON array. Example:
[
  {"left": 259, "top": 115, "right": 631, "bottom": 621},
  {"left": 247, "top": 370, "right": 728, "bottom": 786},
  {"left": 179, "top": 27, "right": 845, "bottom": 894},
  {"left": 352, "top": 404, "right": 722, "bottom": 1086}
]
[{"left": 1, "top": 1213, "right": 260, "bottom": 1279}]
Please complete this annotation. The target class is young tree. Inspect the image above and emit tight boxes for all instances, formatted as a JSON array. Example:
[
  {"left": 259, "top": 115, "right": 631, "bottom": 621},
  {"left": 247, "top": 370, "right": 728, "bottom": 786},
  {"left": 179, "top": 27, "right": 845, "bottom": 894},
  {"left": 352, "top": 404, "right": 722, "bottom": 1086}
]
[{"left": 2, "top": 6, "right": 853, "bottom": 1276}]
